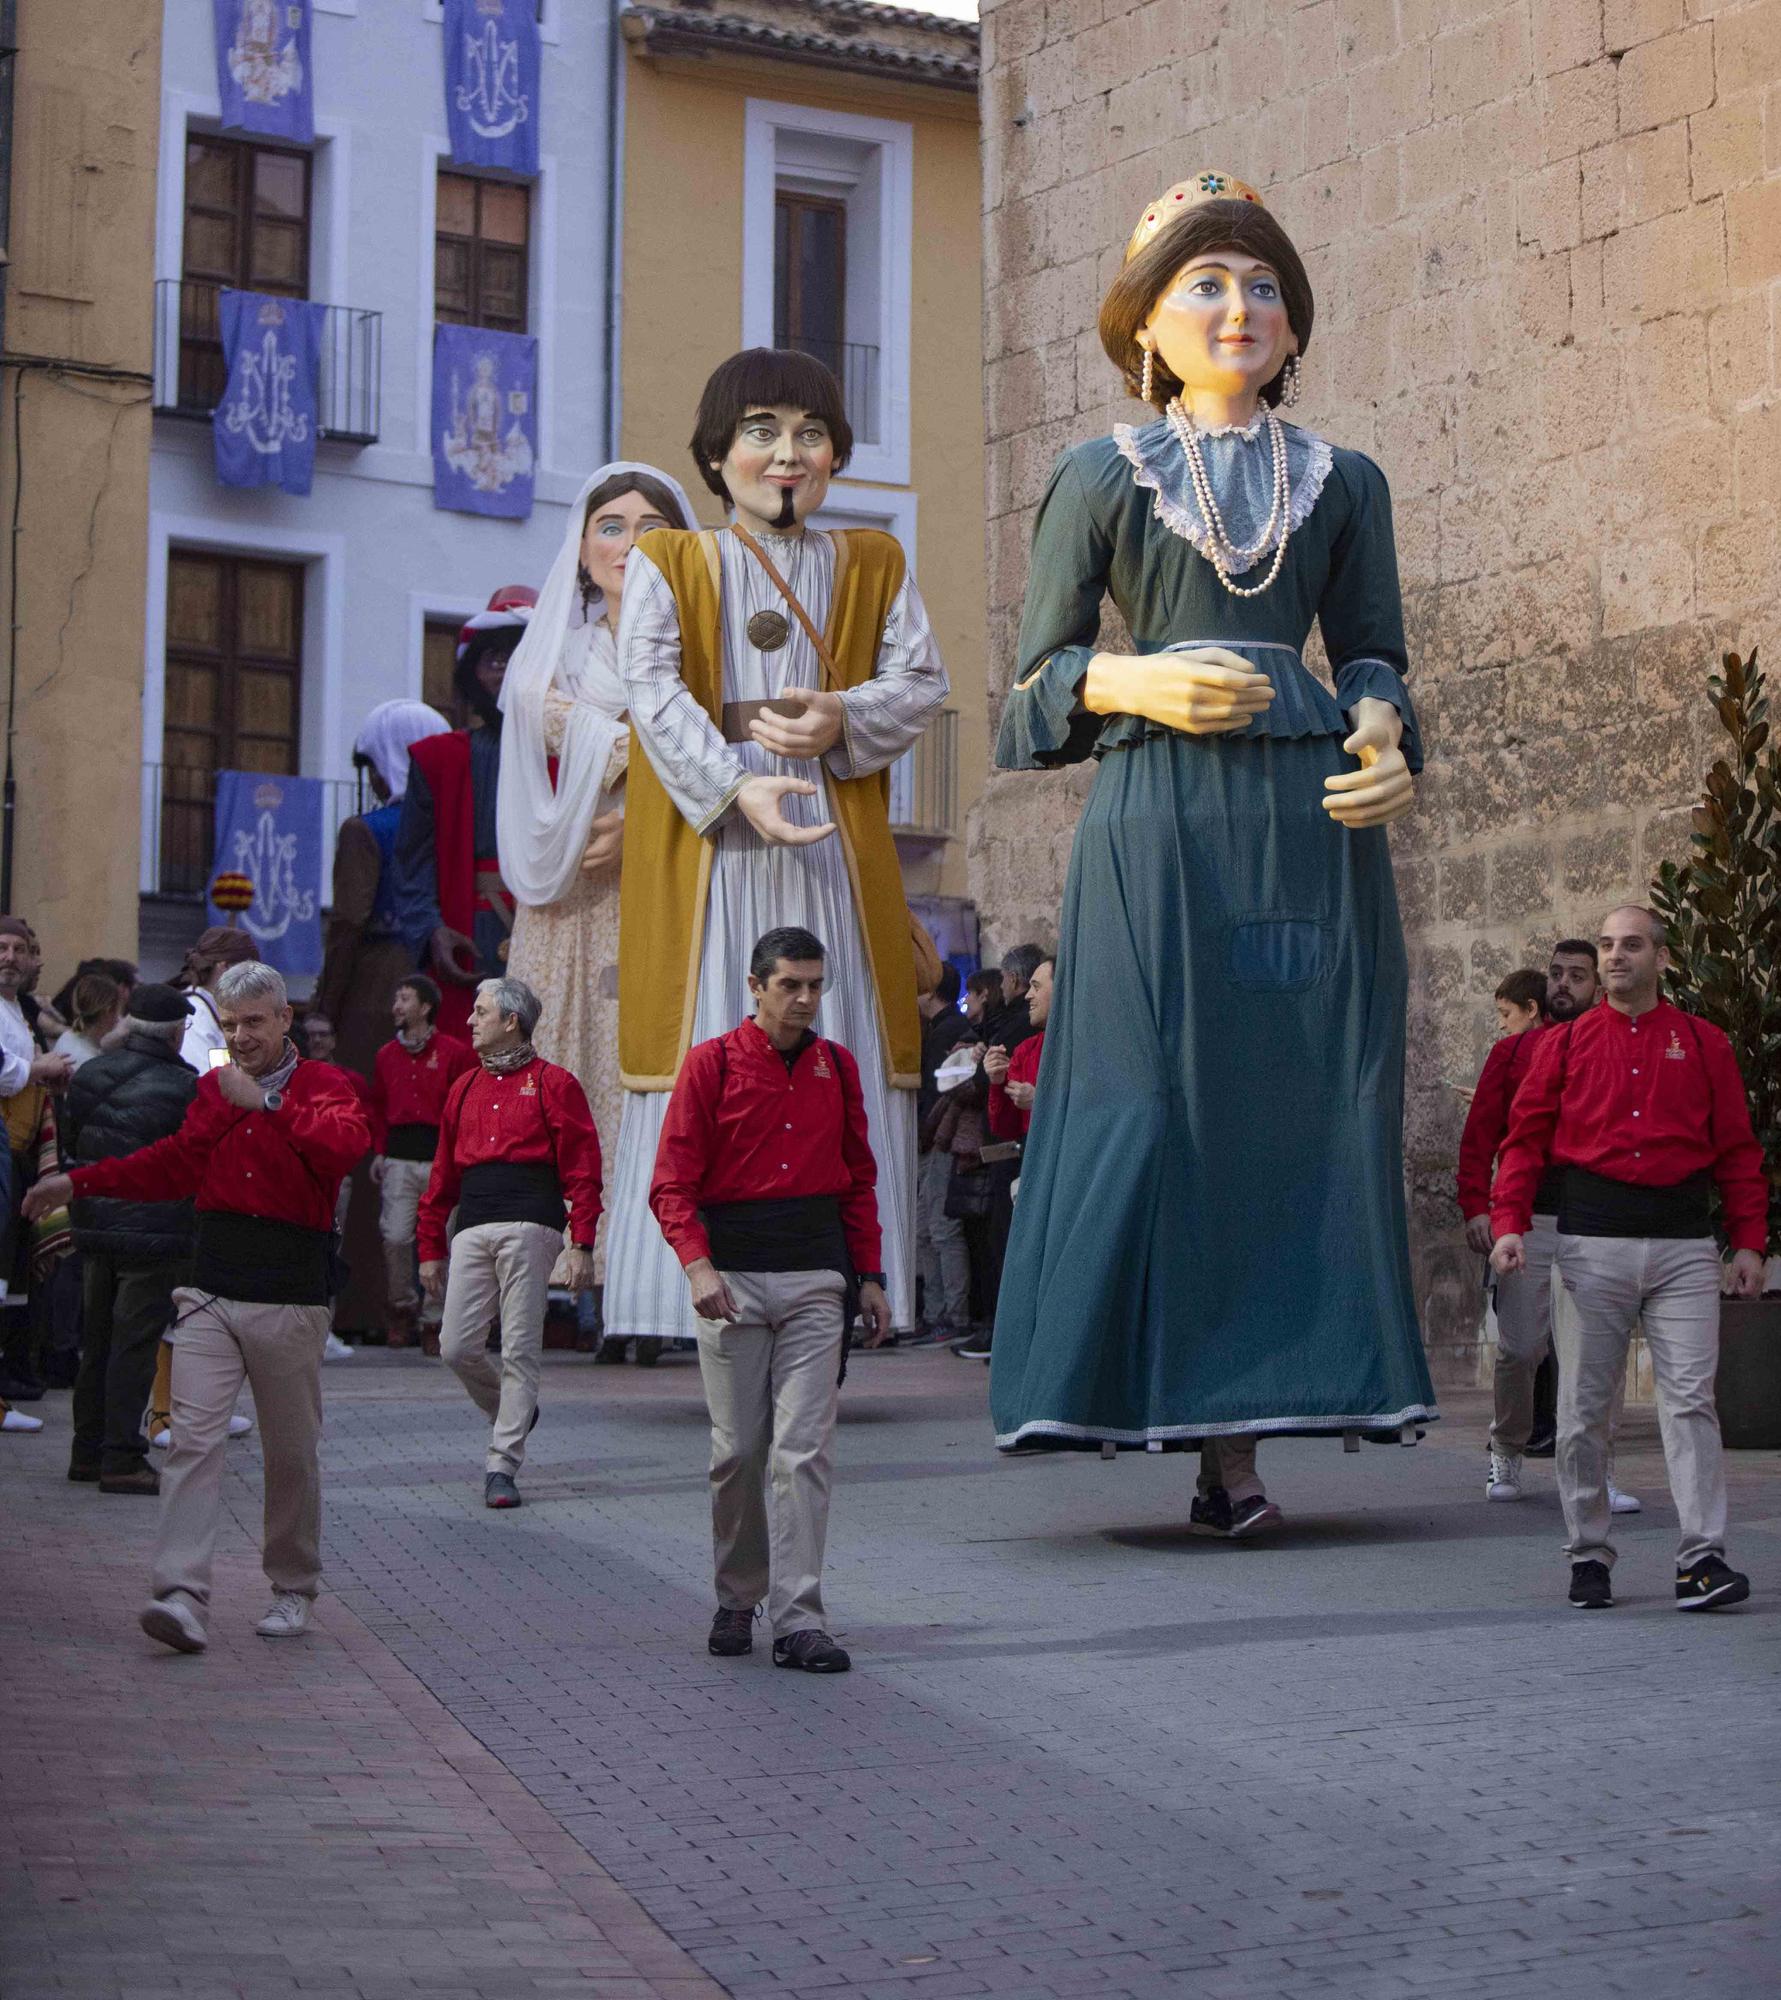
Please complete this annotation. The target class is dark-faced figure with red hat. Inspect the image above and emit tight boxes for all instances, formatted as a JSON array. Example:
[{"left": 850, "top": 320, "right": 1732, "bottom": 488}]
[{"left": 390, "top": 587, "right": 536, "bottom": 1039}]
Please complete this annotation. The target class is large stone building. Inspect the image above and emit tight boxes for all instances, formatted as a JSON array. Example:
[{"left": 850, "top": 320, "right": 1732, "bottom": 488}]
[{"left": 970, "top": 0, "right": 1781, "bottom": 1376}]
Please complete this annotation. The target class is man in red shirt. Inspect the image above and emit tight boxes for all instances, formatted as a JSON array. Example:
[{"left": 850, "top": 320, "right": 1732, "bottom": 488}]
[
  {"left": 418, "top": 976, "right": 601, "bottom": 1509},
  {"left": 26, "top": 963, "right": 371, "bottom": 1653},
  {"left": 371, "top": 975, "right": 475, "bottom": 1353},
  {"left": 651, "top": 926, "right": 891, "bottom": 1674},
  {"left": 985, "top": 955, "right": 1051, "bottom": 1143},
  {"left": 1492, "top": 907, "right": 1767, "bottom": 1612},
  {"left": 1457, "top": 959, "right": 1636, "bottom": 1508}
]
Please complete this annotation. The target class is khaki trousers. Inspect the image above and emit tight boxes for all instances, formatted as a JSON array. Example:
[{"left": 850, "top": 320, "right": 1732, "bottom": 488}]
[
  {"left": 152, "top": 1289, "right": 331, "bottom": 1612},
  {"left": 1553, "top": 1234, "right": 1727, "bottom": 1569},
  {"left": 695, "top": 1269, "right": 846, "bottom": 1639},
  {"left": 378, "top": 1159, "right": 437, "bottom": 1324},
  {"left": 1196, "top": 1437, "right": 1263, "bottom": 1504},
  {"left": 439, "top": 1219, "right": 559, "bottom": 1474},
  {"left": 1493, "top": 1213, "right": 1627, "bottom": 1462}
]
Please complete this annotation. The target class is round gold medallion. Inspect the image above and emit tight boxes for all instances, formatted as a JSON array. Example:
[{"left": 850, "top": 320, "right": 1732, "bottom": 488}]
[{"left": 747, "top": 609, "right": 791, "bottom": 652}]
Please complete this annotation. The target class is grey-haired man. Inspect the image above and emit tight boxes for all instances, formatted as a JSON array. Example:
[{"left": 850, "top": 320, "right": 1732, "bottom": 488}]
[{"left": 29, "top": 963, "right": 370, "bottom": 1652}]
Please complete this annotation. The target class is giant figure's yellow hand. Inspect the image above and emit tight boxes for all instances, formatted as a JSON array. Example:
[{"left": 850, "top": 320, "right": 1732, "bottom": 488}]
[{"left": 1082, "top": 647, "right": 1275, "bottom": 736}]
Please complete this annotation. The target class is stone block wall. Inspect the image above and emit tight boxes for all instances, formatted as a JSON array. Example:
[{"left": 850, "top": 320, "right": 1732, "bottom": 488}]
[{"left": 971, "top": 0, "right": 1781, "bottom": 1379}]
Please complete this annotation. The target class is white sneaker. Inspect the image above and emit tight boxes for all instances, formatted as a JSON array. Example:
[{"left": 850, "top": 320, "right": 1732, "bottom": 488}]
[
  {"left": 255, "top": 1592, "right": 311, "bottom": 1638},
  {"left": 1608, "top": 1483, "right": 1642, "bottom": 1515},
  {"left": 1486, "top": 1450, "right": 1524, "bottom": 1500},
  {"left": 322, "top": 1332, "right": 354, "bottom": 1361},
  {"left": 227, "top": 1412, "right": 253, "bottom": 1438},
  {"left": 140, "top": 1595, "right": 207, "bottom": 1653},
  {"left": 2, "top": 1406, "right": 43, "bottom": 1432}
]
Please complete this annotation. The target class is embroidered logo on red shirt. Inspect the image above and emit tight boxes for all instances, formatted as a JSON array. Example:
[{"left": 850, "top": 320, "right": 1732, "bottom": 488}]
[
  {"left": 426, "top": 1052, "right": 438, "bottom": 1069},
  {"left": 812, "top": 1050, "right": 832, "bottom": 1079},
  {"left": 520, "top": 1077, "right": 538, "bottom": 1096},
  {"left": 1665, "top": 1031, "right": 1687, "bottom": 1061}
]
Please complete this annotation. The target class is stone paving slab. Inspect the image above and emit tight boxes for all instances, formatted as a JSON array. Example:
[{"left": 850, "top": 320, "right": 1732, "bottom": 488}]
[{"left": 4, "top": 1348, "right": 1780, "bottom": 1998}]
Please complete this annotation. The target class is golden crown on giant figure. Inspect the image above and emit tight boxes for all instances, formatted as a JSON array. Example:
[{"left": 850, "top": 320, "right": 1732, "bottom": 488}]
[{"left": 1124, "top": 171, "right": 1265, "bottom": 264}]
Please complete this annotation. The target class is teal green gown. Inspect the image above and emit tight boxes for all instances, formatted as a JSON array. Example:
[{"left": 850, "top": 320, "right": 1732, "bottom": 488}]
[{"left": 989, "top": 415, "right": 1438, "bottom": 1451}]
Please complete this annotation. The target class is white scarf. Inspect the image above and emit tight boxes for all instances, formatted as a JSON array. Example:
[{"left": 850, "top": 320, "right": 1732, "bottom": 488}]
[{"left": 496, "top": 460, "right": 696, "bottom": 908}]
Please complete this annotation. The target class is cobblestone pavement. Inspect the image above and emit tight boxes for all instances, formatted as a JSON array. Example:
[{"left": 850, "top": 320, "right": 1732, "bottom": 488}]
[{"left": 4, "top": 1347, "right": 1780, "bottom": 1999}]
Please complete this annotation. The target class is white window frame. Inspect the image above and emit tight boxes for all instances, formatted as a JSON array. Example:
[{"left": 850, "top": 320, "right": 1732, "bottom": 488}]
[
  {"left": 406, "top": 587, "right": 487, "bottom": 703},
  {"left": 417, "top": 134, "right": 559, "bottom": 473},
  {"left": 141, "top": 512, "right": 349, "bottom": 896},
  {"left": 741, "top": 97, "right": 913, "bottom": 489}
]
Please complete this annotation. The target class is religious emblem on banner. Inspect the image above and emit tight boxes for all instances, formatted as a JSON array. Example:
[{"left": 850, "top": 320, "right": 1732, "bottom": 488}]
[
  {"left": 444, "top": 0, "right": 541, "bottom": 174},
  {"left": 224, "top": 299, "right": 310, "bottom": 455},
  {"left": 207, "top": 772, "right": 325, "bottom": 975},
  {"left": 432, "top": 323, "right": 538, "bottom": 518},
  {"left": 213, "top": 291, "right": 326, "bottom": 495},
  {"left": 214, "top": 0, "right": 313, "bottom": 141}
]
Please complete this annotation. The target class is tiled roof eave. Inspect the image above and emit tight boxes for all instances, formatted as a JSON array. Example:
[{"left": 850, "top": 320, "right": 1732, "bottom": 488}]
[{"left": 624, "top": 7, "right": 981, "bottom": 90}]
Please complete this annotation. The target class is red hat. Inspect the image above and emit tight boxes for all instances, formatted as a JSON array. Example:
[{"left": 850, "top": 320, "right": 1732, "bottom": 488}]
[{"left": 456, "top": 585, "right": 537, "bottom": 662}]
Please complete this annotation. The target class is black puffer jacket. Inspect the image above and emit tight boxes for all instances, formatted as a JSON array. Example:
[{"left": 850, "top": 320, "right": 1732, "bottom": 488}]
[{"left": 62, "top": 1032, "right": 199, "bottom": 1263}]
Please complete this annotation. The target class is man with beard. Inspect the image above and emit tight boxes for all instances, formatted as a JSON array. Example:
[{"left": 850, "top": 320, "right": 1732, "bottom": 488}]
[
  {"left": 393, "top": 587, "right": 536, "bottom": 1040},
  {"left": 1460, "top": 938, "right": 1641, "bottom": 1508}
]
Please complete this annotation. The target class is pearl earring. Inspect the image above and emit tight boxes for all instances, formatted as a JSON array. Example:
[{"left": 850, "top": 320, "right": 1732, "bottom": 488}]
[
  {"left": 1282, "top": 355, "right": 1302, "bottom": 407},
  {"left": 1140, "top": 343, "right": 1155, "bottom": 405}
]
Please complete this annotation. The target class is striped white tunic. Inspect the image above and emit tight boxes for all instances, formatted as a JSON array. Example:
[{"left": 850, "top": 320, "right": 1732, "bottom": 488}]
[{"left": 603, "top": 528, "right": 949, "bottom": 1337}]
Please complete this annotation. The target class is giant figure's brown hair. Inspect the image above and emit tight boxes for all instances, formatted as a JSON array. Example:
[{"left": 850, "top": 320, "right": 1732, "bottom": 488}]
[
  {"left": 689, "top": 348, "right": 854, "bottom": 501},
  {"left": 1098, "top": 199, "right": 1315, "bottom": 412}
]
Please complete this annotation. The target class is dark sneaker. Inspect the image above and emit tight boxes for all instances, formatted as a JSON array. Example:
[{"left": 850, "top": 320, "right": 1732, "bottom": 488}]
[
  {"left": 773, "top": 1629, "right": 851, "bottom": 1673},
  {"left": 1188, "top": 1485, "right": 1233, "bottom": 1536},
  {"left": 708, "top": 1606, "right": 756, "bottom": 1657},
  {"left": 1676, "top": 1555, "right": 1750, "bottom": 1611},
  {"left": 1524, "top": 1426, "right": 1557, "bottom": 1459},
  {"left": 100, "top": 1466, "right": 161, "bottom": 1496},
  {"left": 634, "top": 1337, "right": 664, "bottom": 1368},
  {"left": 68, "top": 1459, "right": 101, "bottom": 1483},
  {"left": 1569, "top": 1559, "right": 1613, "bottom": 1609},
  {"left": 953, "top": 1330, "right": 992, "bottom": 1361},
  {"left": 1229, "top": 1494, "right": 1284, "bottom": 1537},
  {"left": 594, "top": 1337, "right": 629, "bottom": 1364},
  {"left": 484, "top": 1472, "right": 522, "bottom": 1509}
]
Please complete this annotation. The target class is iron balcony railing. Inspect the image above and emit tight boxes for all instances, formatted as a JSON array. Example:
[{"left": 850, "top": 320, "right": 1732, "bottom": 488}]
[
  {"left": 773, "top": 332, "right": 880, "bottom": 447},
  {"left": 142, "top": 762, "right": 370, "bottom": 901},
  {"left": 888, "top": 707, "right": 957, "bottom": 840},
  {"left": 151, "top": 278, "right": 384, "bottom": 446}
]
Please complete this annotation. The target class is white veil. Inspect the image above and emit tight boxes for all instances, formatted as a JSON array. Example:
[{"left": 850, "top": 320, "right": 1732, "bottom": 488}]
[{"left": 496, "top": 460, "right": 697, "bottom": 908}]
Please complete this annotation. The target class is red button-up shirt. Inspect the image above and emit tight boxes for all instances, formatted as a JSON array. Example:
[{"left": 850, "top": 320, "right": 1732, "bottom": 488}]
[
  {"left": 416, "top": 1056, "right": 603, "bottom": 1260},
  {"left": 68, "top": 1060, "right": 370, "bottom": 1229},
  {"left": 987, "top": 1031, "right": 1044, "bottom": 1140},
  {"left": 371, "top": 1030, "right": 476, "bottom": 1150},
  {"left": 650, "top": 1020, "right": 881, "bottom": 1273},
  {"left": 1455, "top": 1024, "right": 1548, "bottom": 1218},
  {"left": 1491, "top": 1000, "right": 1768, "bottom": 1252}
]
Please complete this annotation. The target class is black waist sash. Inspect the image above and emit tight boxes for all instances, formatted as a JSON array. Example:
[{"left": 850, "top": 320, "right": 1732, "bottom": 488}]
[
  {"left": 384, "top": 1121, "right": 439, "bottom": 1162},
  {"left": 455, "top": 1161, "right": 565, "bottom": 1235},
  {"left": 194, "top": 1212, "right": 332, "bottom": 1305},
  {"left": 1557, "top": 1166, "right": 1713, "bottom": 1240},
  {"left": 702, "top": 1195, "right": 857, "bottom": 1378}
]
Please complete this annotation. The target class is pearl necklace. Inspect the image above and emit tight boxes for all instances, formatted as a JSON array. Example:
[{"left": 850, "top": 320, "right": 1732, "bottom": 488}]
[{"left": 1165, "top": 397, "right": 1293, "bottom": 599}]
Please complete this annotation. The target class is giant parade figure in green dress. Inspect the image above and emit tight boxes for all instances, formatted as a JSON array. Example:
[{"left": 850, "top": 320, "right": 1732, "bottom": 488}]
[{"left": 989, "top": 172, "right": 1438, "bottom": 1534}]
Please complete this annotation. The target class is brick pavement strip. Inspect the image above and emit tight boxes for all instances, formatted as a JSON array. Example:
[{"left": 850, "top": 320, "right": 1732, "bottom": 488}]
[{"left": 3, "top": 1351, "right": 1779, "bottom": 1998}]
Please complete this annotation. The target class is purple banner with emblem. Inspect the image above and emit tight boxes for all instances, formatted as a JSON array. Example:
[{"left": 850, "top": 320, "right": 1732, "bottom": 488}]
[
  {"left": 213, "top": 0, "right": 314, "bottom": 144},
  {"left": 213, "top": 290, "right": 327, "bottom": 496},
  {"left": 208, "top": 770, "right": 324, "bottom": 978},
  {"left": 431, "top": 322, "right": 538, "bottom": 518},
  {"left": 444, "top": 0, "right": 541, "bottom": 175}
]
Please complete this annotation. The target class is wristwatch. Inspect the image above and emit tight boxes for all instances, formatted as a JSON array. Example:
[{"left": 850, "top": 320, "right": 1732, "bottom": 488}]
[
  {"left": 856, "top": 1271, "right": 887, "bottom": 1289},
  {"left": 262, "top": 1088, "right": 284, "bottom": 1112}
]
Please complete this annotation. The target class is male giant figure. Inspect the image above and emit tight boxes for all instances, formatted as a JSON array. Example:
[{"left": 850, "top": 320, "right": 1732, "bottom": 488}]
[{"left": 602, "top": 348, "right": 948, "bottom": 1344}]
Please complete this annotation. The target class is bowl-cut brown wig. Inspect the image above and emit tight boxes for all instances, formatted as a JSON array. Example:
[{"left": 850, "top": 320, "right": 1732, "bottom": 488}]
[
  {"left": 689, "top": 347, "right": 854, "bottom": 501},
  {"left": 1099, "top": 199, "right": 1315, "bottom": 412}
]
